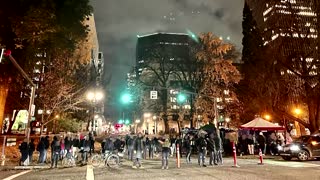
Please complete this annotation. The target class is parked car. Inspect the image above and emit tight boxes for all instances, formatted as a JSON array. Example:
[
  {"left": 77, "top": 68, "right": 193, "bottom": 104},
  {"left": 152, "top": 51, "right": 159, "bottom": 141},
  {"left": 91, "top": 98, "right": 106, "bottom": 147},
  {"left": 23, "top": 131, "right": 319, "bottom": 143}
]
[{"left": 279, "top": 134, "right": 320, "bottom": 161}]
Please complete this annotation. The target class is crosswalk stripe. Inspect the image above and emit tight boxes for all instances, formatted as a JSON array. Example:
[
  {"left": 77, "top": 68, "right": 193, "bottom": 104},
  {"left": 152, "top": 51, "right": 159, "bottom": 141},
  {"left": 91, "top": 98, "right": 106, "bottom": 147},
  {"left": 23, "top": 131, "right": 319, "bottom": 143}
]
[
  {"left": 3, "top": 170, "right": 31, "bottom": 180},
  {"left": 86, "top": 164, "right": 94, "bottom": 180}
]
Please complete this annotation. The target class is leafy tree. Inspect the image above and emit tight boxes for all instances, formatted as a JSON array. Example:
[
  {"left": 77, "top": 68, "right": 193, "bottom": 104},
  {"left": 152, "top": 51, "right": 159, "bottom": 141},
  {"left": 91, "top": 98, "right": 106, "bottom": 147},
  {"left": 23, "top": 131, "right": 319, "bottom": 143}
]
[
  {"left": 195, "top": 33, "right": 241, "bottom": 124},
  {"left": 0, "top": 0, "right": 92, "bottom": 133},
  {"left": 137, "top": 46, "right": 179, "bottom": 133}
]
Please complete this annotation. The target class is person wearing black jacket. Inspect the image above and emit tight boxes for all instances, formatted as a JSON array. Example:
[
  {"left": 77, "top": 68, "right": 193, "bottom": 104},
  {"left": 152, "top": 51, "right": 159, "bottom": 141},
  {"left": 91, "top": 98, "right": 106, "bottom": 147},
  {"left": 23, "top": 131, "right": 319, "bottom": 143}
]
[
  {"left": 51, "top": 136, "right": 60, "bottom": 168},
  {"left": 37, "top": 137, "right": 46, "bottom": 164},
  {"left": 81, "top": 135, "right": 91, "bottom": 164},
  {"left": 184, "top": 134, "right": 192, "bottom": 163},
  {"left": 206, "top": 133, "right": 217, "bottom": 166},
  {"left": 72, "top": 135, "right": 80, "bottom": 158},
  {"left": 214, "top": 133, "right": 223, "bottom": 165},
  {"left": 19, "top": 138, "right": 29, "bottom": 166},
  {"left": 196, "top": 134, "right": 207, "bottom": 167},
  {"left": 44, "top": 136, "right": 50, "bottom": 163},
  {"left": 132, "top": 133, "right": 144, "bottom": 168},
  {"left": 28, "top": 139, "right": 35, "bottom": 164}
]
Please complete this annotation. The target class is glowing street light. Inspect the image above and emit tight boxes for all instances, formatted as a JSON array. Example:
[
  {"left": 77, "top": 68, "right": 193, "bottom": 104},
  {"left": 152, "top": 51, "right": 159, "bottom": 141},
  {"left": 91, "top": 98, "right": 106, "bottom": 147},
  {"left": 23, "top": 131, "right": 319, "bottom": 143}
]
[
  {"left": 294, "top": 108, "right": 302, "bottom": 115},
  {"left": 264, "top": 114, "right": 271, "bottom": 120},
  {"left": 225, "top": 117, "right": 231, "bottom": 123},
  {"left": 121, "top": 93, "right": 131, "bottom": 104}
]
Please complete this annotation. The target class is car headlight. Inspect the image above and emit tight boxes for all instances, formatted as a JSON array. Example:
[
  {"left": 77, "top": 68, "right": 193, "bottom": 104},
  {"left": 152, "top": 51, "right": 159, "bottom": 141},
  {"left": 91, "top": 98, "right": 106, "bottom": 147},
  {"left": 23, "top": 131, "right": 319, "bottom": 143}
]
[
  {"left": 277, "top": 145, "right": 283, "bottom": 151},
  {"left": 290, "top": 145, "right": 300, "bottom": 151}
]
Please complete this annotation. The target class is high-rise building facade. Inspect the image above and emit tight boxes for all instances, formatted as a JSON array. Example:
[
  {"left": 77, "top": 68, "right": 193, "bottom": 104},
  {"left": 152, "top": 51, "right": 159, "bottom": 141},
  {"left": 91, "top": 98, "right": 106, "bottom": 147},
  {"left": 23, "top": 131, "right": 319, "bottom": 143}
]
[
  {"left": 133, "top": 32, "right": 194, "bottom": 131},
  {"left": 246, "top": 0, "right": 319, "bottom": 76}
]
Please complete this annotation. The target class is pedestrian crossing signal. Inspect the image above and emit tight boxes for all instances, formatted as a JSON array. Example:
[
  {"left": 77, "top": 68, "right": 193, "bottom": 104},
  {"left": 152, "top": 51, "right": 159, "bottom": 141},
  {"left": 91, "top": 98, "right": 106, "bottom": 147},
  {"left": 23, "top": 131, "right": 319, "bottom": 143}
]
[{"left": 150, "top": 91, "right": 157, "bottom": 99}]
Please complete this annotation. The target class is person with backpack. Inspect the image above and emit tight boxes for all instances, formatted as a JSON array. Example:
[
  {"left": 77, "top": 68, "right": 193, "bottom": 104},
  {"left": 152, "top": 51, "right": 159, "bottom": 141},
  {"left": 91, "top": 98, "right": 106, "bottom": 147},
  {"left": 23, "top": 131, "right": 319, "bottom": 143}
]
[
  {"left": 51, "top": 136, "right": 61, "bottom": 168},
  {"left": 158, "top": 135, "right": 171, "bottom": 169},
  {"left": 196, "top": 134, "right": 207, "bottom": 167}
]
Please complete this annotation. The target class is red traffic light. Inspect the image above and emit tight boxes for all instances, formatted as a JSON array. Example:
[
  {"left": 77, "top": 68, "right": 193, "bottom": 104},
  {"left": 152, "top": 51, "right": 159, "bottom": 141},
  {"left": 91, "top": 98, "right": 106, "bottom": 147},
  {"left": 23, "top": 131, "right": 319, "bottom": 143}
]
[
  {"left": 114, "top": 124, "right": 123, "bottom": 129},
  {"left": 4, "top": 50, "right": 11, "bottom": 56}
]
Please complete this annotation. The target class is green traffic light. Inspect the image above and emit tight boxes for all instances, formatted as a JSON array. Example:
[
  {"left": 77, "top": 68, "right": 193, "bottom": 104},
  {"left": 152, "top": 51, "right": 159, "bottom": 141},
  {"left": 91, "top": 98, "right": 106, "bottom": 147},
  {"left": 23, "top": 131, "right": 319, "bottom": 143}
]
[
  {"left": 118, "top": 119, "right": 124, "bottom": 124},
  {"left": 125, "top": 119, "right": 130, "bottom": 125},
  {"left": 177, "top": 93, "right": 187, "bottom": 103},
  {"left": 121, "top": 93, "right": 131, "bottom": 104}
]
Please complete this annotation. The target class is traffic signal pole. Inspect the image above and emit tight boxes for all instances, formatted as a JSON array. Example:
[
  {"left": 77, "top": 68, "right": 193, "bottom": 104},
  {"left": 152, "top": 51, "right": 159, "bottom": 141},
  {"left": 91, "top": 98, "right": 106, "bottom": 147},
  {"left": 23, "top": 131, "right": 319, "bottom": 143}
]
[{"left": 5, "top": 51, "right": 36, "bottom": 143}]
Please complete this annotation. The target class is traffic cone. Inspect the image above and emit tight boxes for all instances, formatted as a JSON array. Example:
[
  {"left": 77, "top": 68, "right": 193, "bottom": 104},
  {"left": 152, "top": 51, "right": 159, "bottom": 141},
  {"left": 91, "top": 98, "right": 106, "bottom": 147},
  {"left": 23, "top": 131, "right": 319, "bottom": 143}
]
[
  {"left": 176, "top": 144, "right": 181, "bottom": 168},
  {"left": 232, "top": 142, "right": 240, "bottom": 168},
  {"left": 258, "top": 148, "right": 264, "bottom": 165}
]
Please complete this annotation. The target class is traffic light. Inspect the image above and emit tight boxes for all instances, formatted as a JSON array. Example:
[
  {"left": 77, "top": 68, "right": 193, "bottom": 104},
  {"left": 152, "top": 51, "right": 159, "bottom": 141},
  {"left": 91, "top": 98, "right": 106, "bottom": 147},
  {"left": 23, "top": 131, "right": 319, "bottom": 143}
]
[
  {"left": 177, "top": 92, "right": 187, "bottom": 104},
  {"left": 124, "top": 119, "right": 130, "bottom": 125},
  {"left": 115, "top": 124, "right": 123, "bottom": 129},
  {"left": 121, "top": 93, "right": 131, "bottom": 104},
  {"left": 118, "top": 119, "right": 124, "bottom": 124}
]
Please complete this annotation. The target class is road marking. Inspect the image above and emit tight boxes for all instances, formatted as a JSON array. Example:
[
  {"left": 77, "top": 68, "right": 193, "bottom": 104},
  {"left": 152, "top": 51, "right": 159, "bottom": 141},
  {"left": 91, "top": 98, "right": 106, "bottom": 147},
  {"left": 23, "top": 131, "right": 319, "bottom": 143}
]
[
  {"left": 3, "top": 170, "right": 31, "bottom": 180},
  {"left": 245, "top": 159, "right": 320, "bottom": 168},
  {"left": 86, "top": 164, "right": 94, "bottom": 180}
]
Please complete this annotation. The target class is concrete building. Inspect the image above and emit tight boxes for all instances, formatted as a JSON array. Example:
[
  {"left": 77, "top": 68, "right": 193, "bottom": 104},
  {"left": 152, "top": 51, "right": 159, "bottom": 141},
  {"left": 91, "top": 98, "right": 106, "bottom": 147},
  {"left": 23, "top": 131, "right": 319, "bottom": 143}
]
[{"left": 132, "top": 32, "right": 195, "bottom": 133}]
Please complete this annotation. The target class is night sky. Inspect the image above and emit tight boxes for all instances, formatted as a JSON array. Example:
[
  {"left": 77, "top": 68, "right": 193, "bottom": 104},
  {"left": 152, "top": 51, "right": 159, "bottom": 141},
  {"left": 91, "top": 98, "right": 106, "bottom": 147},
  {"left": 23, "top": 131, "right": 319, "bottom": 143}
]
[{"left": 91, "top": 0, "right": 244, "bottom": 99}]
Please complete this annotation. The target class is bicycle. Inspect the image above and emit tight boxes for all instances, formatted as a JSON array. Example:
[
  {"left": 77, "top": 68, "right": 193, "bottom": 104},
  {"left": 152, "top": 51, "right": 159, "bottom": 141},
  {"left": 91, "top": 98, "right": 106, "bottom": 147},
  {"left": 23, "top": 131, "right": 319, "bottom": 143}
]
[
  {"left": 91, "top": 150, "right": 120, "bottom": 168},
  {"left": 62, "top": 149, "right": 78, "bottom": 167}
]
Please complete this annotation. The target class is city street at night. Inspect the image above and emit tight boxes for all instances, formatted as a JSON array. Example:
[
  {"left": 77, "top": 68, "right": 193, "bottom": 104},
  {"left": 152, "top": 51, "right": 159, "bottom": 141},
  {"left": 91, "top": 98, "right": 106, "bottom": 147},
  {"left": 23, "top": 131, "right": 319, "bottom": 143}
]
[{"left": 2, "top": 0, "right": 320, "bottom": 179}]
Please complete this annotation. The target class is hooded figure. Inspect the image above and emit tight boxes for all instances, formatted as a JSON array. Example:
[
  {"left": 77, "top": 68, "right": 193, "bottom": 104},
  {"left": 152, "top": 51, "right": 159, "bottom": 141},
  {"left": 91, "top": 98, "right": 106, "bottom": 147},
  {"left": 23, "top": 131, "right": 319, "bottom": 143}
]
[{"left": 19, "top": 138, "right": 29, "bottom": 166}]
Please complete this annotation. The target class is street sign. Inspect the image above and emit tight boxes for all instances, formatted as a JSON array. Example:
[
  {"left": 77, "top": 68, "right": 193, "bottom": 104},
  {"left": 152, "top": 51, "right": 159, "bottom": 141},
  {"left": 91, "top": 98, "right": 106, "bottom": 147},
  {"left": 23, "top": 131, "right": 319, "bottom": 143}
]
[
  {"left": 0, "top": 48, "right": 4, "bottom": 63},
  {"left": 150, "top": 91, "right": 157, "bottom": 99},
  {"left": 31, "top": 104, "right": 35, "bottom": 116}
]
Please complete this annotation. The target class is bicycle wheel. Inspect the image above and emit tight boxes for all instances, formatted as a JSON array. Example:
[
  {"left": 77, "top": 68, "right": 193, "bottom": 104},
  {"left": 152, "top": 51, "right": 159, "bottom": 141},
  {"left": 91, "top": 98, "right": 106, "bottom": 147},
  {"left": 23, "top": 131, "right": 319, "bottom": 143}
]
[
  {"left": 91, "top": 155, "right": 102, "bottom": 167},
  {"left": 62, "top": 158, "right": 72, "bottom": 167},
  {"left": 106, "top": 154, "right": 120, "bottom": 168}
]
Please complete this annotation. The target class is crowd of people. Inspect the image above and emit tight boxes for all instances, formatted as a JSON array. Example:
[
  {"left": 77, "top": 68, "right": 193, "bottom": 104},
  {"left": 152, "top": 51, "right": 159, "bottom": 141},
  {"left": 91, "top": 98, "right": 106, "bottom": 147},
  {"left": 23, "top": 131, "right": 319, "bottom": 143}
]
[
  {"left": 99, "top": 130, "right": 224, "bottom": 169},
  {"left": 18, "top": 133, "right": 95, "bottom": 168},
  {"left": 18, "top": 130, "right": 225, "bottom": 169}
]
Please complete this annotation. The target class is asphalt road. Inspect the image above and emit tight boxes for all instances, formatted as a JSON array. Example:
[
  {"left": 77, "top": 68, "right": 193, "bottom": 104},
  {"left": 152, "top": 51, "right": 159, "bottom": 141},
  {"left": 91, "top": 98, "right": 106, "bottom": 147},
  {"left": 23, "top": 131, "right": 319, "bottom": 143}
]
[{"left": 2, "top": 157, "right": 320, "bottom": 180}]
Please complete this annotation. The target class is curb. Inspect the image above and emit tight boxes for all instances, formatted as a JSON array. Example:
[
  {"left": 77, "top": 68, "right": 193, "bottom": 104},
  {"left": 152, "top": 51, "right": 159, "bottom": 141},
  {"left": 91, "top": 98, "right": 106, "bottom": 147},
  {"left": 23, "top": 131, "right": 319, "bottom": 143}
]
[{"left": 1, "top": 166, "right": 51, "bottom": 170}]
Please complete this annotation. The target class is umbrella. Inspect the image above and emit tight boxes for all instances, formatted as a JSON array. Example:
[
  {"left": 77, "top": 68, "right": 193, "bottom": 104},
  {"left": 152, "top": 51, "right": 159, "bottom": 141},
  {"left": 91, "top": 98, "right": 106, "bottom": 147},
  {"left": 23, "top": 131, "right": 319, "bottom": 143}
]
[
  {"left": 197, "top": 129, "right": 208, "bottom": 136},
  {"left": 200, "top": 123, "right": 217, "bottom": 134}
]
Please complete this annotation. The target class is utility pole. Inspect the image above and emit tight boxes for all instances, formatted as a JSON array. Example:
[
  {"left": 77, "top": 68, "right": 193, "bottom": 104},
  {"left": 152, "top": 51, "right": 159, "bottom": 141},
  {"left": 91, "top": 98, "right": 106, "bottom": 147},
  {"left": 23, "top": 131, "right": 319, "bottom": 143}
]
[{"left": 4, "top": 50, "right": 36, "bottom": 143}]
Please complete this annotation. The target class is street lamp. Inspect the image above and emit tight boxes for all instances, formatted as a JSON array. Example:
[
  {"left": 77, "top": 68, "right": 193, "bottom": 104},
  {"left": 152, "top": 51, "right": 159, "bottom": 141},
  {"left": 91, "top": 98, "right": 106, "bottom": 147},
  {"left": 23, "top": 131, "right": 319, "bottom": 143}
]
[
  {"left": 264, "top": 114, "right": 271, "bottom": 120},
  {"left": 87, "top": 90, "right": 104, "bottom": 133},
  {"left": 153, "top": 115, "right": 157, "bottom": 134},
  {"left": 294, "top": 108, "right": 302, "bottom": 115}
]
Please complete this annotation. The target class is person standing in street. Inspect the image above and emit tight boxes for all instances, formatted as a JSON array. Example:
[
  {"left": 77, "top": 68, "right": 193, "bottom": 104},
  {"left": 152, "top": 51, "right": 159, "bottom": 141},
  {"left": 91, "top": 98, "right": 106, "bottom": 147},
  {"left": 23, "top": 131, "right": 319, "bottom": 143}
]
[
  {"left": 37, "top": 137, "right": 46, "bottom": 164},
  {"left": 196, "top": 134, "right": 207, "bottom": 167},
  {"left": 158, "top": 135, "right": 171, "bottom": 169},
  {"left": 51, "top": 136, "right": 60, "bottom": 168},
  {"left": 214, "top": 132, "right": 223, "bottom": 165},
  {"left": 19, "top": 138, "right": 29, "bottom": 166},
  {"left": 28, "top": 138, "right": 35, "bottom": 164},
  {"left": 132, "top": 133, "right": 144, "bottom": 168},
  {"left": 81, "top": 135, "right": 91, "bottom": 164},
  {"left": 206, "top": 133, "right": 217, "bottom": 166},
  {"left": 44, "top": 136, "right": 50, "bottom": 163},
  {"left": 257, "top": 132, "right": 266, "bottom": 155},
  {"left": 184, "top": 134, "right": 193, "bottom": 164},
  {"left": 127, "top": 135, "right": 135, "bottom": 161}
]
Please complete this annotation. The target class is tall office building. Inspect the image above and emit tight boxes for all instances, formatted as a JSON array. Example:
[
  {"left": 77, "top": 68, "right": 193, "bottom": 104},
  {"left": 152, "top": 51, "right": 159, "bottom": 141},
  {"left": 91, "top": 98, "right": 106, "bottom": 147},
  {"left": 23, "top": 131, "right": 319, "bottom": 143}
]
[
  {"left": 246, "top": 0, "right": 319, "bottom": 75},
  {"left": 133, "top": 32, "right": 195, "bottom": 131}
]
